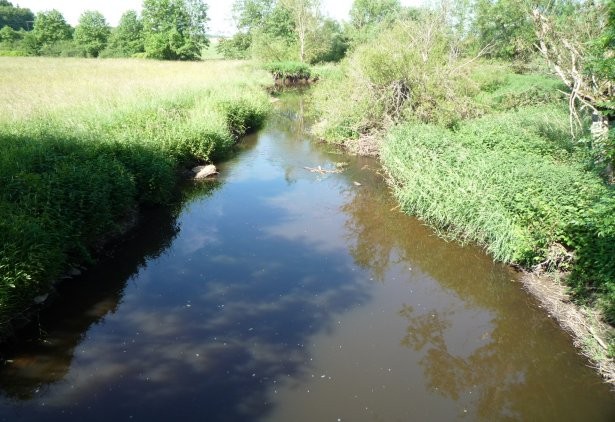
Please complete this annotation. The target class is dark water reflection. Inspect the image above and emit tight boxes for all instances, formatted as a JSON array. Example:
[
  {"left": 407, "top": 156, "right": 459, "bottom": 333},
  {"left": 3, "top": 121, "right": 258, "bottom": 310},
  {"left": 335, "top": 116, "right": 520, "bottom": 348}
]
[{"left": 0, "top": 93, "right": 613, "bottom": 421}]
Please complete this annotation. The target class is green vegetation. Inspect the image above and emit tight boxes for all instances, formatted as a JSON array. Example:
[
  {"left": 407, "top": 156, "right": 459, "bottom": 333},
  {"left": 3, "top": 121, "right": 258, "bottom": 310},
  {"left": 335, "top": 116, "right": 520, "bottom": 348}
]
[
  {"left": 221, "top": 0, "right": 347, "bottom": 64},
  {"left": 0, "top": 0, "right": 34, "bottom": 31},
  {"left": 0, "top": 0, "right": 211, "bottom": 60},
  {"left": 265, "top": 60, "right": 311, "bottom": 81},
  {"left": 74, "top": 11, "right": 111, "bottom": 58},
  {"left": 310, "top": 0, "right": 615, "bottom": 331},
  {"left": 0, "top": 58, "right": 270, "bottom": 335},
  {"left": 141, "top": 0, "right": 209, "bottom": 60},
  {"left": 103, "top": 10, "right": 145, "bottom": 58}
]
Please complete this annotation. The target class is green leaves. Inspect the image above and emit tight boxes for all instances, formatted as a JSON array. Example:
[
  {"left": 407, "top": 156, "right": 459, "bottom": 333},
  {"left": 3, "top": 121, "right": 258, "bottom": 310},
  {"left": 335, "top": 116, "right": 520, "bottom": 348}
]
[
  {"left": 74, "top": 11, "right": 110, "bottom": 58},
  {"left": 142, "top": 0, "right": 208, "bottom": 60}
]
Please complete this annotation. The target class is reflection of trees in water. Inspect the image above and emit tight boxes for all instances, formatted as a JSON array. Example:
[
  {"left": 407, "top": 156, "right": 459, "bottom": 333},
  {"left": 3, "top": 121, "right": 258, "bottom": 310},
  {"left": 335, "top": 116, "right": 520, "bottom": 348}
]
[
  {"left": 270, "top": 91, "right": 307, "bottom": 138},
  {"left": 342, "top": 175, "right": 615, "bottom": 420},
  {"left": 343, "top": 172, "right": 401, "bottom": 282},
  {"left": 0, "top": 183, "right": 219, "bottom": 400},
  {"left": 398, "top": 304, "right": 522, "bottom": 420}
]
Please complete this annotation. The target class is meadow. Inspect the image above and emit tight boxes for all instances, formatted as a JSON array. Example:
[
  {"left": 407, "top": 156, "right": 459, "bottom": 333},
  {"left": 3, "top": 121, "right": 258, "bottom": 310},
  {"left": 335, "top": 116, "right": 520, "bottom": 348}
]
[{"left": 0, "top": 57, "right": 271, "bottom": 334}]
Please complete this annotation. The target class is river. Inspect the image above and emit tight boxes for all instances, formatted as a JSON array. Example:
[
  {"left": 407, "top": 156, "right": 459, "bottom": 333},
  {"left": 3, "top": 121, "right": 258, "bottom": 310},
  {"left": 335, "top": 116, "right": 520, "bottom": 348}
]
[{"left": 0, "top": 93, "right": 613, "bottom": 421}]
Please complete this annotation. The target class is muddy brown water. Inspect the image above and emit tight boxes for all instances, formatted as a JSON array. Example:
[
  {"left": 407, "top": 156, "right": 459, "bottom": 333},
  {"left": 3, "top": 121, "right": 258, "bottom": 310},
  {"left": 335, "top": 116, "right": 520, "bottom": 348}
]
[{"left": 0, "top": 94, "right": 614, "bottom": 421}]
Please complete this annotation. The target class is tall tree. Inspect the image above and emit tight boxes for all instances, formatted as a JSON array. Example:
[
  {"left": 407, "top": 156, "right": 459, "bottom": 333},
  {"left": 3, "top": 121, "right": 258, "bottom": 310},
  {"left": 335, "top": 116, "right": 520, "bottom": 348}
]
[
  {"left": 74, "top": 11, "right": 110, "bottom": 57},
  {"left": 107, "top": 10, "right": 144, "bottom": 56},
  {"left": 142, "top": 0, "right": 209, "bottom": 60},
  {"left": 349, "top": 0, "right": 400, "bottom": 29},
  {"left": 280, "top": 0, "right": 321, "bottom": 62},
  {"left": 233, "top": 0, "right": 295, "bottom": 61},
  {"left": 473, "top": 0, "right": 537, "bottom": 59},
  {"left": 26, "top": 9, "right": 72, "bottom": 54},
  {"left": 0, "top": 1, "right": 34, "bottom": 31}
]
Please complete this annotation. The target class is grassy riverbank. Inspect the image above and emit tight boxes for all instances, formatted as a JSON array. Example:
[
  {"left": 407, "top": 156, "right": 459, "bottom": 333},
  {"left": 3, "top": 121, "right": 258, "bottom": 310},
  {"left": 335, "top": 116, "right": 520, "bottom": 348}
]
[
  {"left": 310, "top": 17, "right": 615, "bottom": 358},
  {"left": 0, "top": 58, "right": 270, "bottom": 334}
]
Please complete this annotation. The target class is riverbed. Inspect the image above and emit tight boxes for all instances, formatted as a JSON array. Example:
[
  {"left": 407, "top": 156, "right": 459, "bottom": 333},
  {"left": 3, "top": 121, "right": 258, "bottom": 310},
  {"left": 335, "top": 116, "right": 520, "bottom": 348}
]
[{"left": 0, "top": 93, "right": 613, "bottom": 421}]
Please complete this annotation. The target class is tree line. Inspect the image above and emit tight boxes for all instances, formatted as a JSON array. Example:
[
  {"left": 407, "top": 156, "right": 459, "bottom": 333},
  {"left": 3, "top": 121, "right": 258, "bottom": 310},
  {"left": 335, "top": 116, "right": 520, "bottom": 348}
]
[{"left": 0, "top": 0, "right": 209, "bottom": 59}]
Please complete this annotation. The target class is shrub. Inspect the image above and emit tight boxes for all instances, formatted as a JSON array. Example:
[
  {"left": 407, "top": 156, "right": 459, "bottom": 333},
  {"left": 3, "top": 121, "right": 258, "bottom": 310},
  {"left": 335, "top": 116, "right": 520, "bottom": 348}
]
[{"left": 310, "top": 13, "right": 481, "bottom": 144}]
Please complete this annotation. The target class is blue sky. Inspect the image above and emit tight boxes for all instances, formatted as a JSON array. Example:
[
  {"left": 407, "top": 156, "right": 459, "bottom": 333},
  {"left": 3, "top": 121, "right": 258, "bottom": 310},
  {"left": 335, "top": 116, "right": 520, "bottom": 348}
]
[{"left": 15, "top": 0, "right": 424, "bottom": 35}]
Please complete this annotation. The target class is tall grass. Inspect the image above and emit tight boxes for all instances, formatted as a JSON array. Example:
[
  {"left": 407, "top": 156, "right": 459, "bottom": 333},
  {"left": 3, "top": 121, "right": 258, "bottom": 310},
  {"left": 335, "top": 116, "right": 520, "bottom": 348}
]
[
  {"left": 0, "top": 58, "right": 271, "bottom": 334},
  {"left": 382, "top": 113, "right": 615, "bottom": 321}
]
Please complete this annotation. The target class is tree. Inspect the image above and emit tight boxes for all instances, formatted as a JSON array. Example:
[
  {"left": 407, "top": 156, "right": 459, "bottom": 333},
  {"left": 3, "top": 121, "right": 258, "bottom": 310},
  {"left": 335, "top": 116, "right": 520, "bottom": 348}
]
[
  {"left": 106, "top": 10, "right": 144, "bottom": 57},
  {"left": 533, "top": 1, "right": 614, "bottom": 177},
  {"left": 74, "top": 11, "right": 110, "bottom": 57},
  {"left": 142, "top": 0, "right": 209, "bottom": 60},
  {"left": 347, "top": 0, "right": 401, "bottom": 46},
  {"left": 217, "top": 32, "right": 251, "bottom": 59},
  {"left": 28, "top": 10, "right": 72, "bottom": 54},
  {"left": 233, "top": 0, "right": 296, "bottom": 61},
  {"left": 309, "top": 18, "right": 348, "bottom": 63},
  {"left": 349, "top": 0, "right": 401, "bottom": 30},
  {"left": 280, "top": 0, "right": 320, "bottom": 62},
  {"left": 233, "top": 0, "right": 337, "bottom": 63},
  {"left": 0, "top": 1, "right": 34, "bottom": 31},
  {"left": 0, "top": 25, "right": 19, "bottom": 43}
]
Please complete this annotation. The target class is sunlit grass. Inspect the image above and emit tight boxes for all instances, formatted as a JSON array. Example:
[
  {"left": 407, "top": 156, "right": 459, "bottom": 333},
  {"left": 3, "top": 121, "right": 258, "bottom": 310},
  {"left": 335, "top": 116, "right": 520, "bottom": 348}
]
[
  {"left": 0, "top": 57, "right": 268, "bottom": 120},
  {"left": 0, "top": 57, "right": 271, "bottom": 334}
]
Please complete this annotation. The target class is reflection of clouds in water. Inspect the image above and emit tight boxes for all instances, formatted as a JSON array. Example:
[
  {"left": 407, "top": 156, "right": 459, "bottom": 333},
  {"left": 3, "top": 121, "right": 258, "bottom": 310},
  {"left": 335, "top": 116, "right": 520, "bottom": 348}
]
[
  {"left": 208, "top": 254, "right": 241, "bottom": 265},
  {"left": 15, "top": 254, "right": 372, "bottom": 420},
  {"left": 221, "top": 135, "right": 283, "bottom": 184},
  {"left": 175, "top": 227, "right": 221, "bottom": 255},
  {"left": 263, "top": 185, "right": 351, "bottom": 254}
]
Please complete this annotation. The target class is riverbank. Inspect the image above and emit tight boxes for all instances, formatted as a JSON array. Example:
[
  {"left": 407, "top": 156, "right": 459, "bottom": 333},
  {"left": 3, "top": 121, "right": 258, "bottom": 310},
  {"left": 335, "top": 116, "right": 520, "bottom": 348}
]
[
  {"left": 308, "top": 24, "right": 615, "bottom": 382},
  {"left": 520, "top": 270, "right": 615, "bottom": 384},
  {"left": 0, "top": 58, "right": 271, "bottom": 338}
]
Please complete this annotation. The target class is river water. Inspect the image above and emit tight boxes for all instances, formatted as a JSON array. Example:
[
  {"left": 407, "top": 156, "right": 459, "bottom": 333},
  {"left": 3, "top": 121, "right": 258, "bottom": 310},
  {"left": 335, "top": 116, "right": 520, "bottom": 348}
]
[{"left": 0, "top": 94, "right": 613, "bottom": 421}]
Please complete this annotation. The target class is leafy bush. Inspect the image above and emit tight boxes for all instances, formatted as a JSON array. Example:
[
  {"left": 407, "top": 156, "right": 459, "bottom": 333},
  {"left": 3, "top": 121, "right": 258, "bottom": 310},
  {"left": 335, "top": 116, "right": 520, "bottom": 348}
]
[
  {"left": 310, "top": 14, "right": 481, "bottom": 144},
  {"left": 217, "top": 33, "right": 251, "bottom": 60}
]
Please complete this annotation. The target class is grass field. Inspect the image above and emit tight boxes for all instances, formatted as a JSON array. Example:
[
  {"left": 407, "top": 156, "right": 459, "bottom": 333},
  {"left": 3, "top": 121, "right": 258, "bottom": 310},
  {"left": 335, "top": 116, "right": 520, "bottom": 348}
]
[{"left": 0, "top": 57, "right": 271, "bottom": 335}]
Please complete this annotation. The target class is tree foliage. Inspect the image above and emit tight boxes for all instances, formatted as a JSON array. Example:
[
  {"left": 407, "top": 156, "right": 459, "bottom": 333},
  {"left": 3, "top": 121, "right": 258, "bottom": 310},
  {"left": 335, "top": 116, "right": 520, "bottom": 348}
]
[
  {"left": 217, "top": 32, "right": 251, "bottom": 59},
  {"left": 0, "top": 25, "right": 20, "bottom": 43},
  {"left": 27, "top": 10, "right": 72, "bottom": 55},
  {"left": 349, "top": 0, "right": 401, "bottom": 30},
  {"left": 106, "top": 10, "right": 145, "bottom": 57},
  {"left": 142, "top": 0, "right": 209, "bottom": 60},
  {"left": 74, "top": 11, "right": 110, "bottom": 57},
  {"left": 533, "top": 1, "right": 614, "bottom": 172},
  {"left": 0, "top": 1, "right": 34, "bottom": 31},
  {"left": 232, "top": 0, "right": 347, "bottom": 63}
]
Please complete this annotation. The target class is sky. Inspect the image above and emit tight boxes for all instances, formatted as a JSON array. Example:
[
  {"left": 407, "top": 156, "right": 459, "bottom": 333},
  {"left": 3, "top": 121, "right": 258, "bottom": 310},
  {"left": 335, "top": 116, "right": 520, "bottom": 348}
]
[{"left": 14, "top": 0, "right": 424, "bottom": 36}]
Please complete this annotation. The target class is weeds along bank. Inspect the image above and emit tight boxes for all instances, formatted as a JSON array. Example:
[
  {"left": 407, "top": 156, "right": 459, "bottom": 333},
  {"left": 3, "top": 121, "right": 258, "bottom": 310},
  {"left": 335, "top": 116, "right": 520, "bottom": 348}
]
[
  {"left": 310, "top": 18, "right": 615, "bottom": 352},
  {"left": 0, "top": 57, "right": 270, "bottom": 335}
]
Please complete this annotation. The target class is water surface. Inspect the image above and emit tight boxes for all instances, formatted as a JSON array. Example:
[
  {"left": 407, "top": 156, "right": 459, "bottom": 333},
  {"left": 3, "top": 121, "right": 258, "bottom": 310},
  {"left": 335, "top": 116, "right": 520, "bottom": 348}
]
[{"left": 0, "top": 94, "right": 613, "bottom": 421}]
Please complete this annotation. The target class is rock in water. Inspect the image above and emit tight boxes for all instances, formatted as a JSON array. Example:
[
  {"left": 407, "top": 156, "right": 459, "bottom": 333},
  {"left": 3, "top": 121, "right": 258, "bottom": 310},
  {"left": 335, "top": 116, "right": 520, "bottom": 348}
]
[{"left": 192, "top": 164, "right": 218, "bottom": 179}]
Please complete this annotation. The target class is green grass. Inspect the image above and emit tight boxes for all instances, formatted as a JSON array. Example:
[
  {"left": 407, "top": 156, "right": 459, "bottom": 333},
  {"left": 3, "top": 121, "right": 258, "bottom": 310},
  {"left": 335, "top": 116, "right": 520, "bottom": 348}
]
[
  {"left": 265, "top": 61, "right": 312, "bottom": 81},
  {"left": 309, "top": 40, "right": 615, "bottom": 324},
  {"left": 382, "top": 112, "right": 615, "bottom": 321},
  {"left": 0, "top": 58, "right": 271, "bottom": 334}
]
